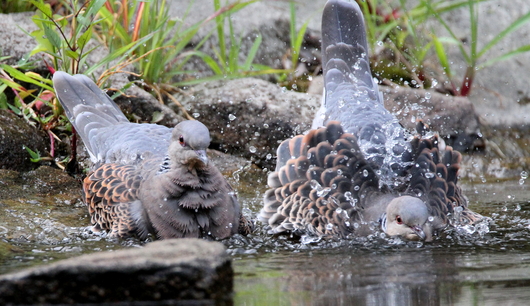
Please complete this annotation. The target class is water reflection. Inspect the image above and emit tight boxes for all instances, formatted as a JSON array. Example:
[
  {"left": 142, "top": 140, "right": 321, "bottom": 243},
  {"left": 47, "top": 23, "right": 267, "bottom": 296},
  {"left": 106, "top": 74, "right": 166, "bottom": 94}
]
[
  {"left": 235, "top": 245, "right": 530, "bottom": 305},
  {"left": 233, "top": 180, "right": 530, "bottom": 306}
]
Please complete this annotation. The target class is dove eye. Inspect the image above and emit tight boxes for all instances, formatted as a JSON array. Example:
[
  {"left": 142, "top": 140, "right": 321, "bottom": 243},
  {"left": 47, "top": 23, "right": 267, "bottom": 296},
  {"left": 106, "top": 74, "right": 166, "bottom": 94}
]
[
  {"left": 179, "top": 135, "right": 186, "bottom": 147},
  {"left": 396, "top": 215, "right": 403, "bottom": 225}
]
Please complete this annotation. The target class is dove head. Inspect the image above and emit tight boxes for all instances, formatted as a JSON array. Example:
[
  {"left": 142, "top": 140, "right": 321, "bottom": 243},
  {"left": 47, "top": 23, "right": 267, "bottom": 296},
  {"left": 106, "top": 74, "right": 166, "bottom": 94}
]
[
  {"left": 384, "top": 196, "right": 433, "bottom": 241},
  {"left": 169, "top": 120, "right": 211, "bottom": 167}
]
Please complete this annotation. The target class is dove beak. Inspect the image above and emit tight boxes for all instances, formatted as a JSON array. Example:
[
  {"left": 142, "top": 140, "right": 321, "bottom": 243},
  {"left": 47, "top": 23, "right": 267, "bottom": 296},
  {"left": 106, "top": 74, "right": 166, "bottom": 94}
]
[
  {"left": 195, "top": 149, "right": 209, "bottom": 165},
  {"left": 411, "top": 225, "right": 426, "bottom": 241}
]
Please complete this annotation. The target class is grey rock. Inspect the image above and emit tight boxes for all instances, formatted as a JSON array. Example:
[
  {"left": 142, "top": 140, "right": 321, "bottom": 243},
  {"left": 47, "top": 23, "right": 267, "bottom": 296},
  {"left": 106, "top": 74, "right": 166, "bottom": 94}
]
[
  {"left": 0, "top": 110, "right": 48, "bottom": 171},
  {"left": 0, "top": 12, "right": 38, "bottom": 67},
  {"left": 172, "top": 78, "right": 320, "bottom": 167},
  {"left": 110, "top": 77, "right": 185, "bottom": 127},
  {"left": 0, "top": 239, "right": 233, "bottom": 305},
  {"left": 382, "top": 86, "right": 483, "bottom": 152},
  {"left": 0, "top": 165, "right": 79, "bottom": 200}
]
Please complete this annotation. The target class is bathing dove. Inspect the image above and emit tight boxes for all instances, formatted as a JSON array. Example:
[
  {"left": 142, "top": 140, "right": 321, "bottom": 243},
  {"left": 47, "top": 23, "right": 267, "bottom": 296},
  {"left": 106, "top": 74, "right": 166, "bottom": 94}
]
[
  {"left": 259, "top": 0, "right": 482, "bottom": 241},
  {"left": 53, "top": 71, "right": 251, "bottom": 239}
]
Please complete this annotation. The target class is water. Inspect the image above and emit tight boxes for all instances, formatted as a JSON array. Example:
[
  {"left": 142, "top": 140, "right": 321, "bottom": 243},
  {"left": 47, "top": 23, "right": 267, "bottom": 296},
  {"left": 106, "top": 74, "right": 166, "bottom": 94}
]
[
  {"left": 232, "top": 178, "right": 530, "bottom": 305},
  {"left": 2, "top": 169, "right": 530, "bottom": 305}
]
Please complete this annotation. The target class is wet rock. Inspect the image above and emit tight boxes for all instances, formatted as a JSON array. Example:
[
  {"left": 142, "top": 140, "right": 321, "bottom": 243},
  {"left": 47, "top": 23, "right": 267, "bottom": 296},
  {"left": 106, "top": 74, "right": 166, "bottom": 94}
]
[
  {"left": 0, "top": 239, "right": 233, "bottom": 305},
  {"left": 107, "top": 75, "right": 186, "bottom": 127},
  {"left": 0, "top": 166, "right": 80, "bottom": 201},
  {"left": 0, "top": 110, "right": 48, "bottom": 171},
  {"left": 382, "top": 86, "right": 483, "bottom": 152},
  {"left": 172, "top": 78, "right": 320, "bottom": 168}
]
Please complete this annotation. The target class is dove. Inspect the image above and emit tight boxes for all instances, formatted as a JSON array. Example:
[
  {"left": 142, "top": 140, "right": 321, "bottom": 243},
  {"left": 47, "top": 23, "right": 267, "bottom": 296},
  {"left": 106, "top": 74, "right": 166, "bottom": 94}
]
[
  {"left": 259, "top": 0, "right": 482, "bottom": 242},
  {"left": 53, "top": 71, "right": 251, "bottom": 240}
]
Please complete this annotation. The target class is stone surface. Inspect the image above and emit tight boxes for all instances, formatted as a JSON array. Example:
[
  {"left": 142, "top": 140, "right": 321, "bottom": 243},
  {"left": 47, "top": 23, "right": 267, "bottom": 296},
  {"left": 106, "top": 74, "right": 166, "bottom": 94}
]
[
  {"left": 0, "top": 110, "right": 48, "bottom": 171},
  {"left": 172, "top": 78, "right": 320, "bottom": 168},
  {"left": 166, "top": 0, "right": 324, "bottom": 82},
  {"left": 382, "top": 86, "right": 483, "bottom": 152},
  {"left": 0, "top": 165, "right": 80, "bottom": 200},
  {"left": 109, "top": 77, "right": 186, "bottom": 127},
  {"left": 0, "top": 12, "right": 38, "bottom": 67},
  {"left": 0, "top": 239, "right": 233, "bottom": 305}
]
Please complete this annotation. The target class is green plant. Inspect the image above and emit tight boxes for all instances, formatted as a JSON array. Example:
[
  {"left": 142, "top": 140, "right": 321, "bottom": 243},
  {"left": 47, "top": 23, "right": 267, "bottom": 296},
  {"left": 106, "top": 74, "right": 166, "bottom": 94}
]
[
  {"left": 356, "top": 0, "right": 492, "bottom": 90},
  {"left": 275, "top": 0, "right": 312, "bottom": 91},
  {"left": 29, "top": 0, "right": 155, "bottom": 77},
  {"left": 0, "top": 0, "right": 34, "bottom": 13},
  {"left": 421, "top": 0, "right": 530, "bottom": 96},
  {"left": 188, "top": 0, "right": 284, "bottom": 86},
  {"left": 97, "top": 0, "right": 268, "bottom": 118},
  {"left": 0, "top": 0, "right": 154, "bottom": 168}
]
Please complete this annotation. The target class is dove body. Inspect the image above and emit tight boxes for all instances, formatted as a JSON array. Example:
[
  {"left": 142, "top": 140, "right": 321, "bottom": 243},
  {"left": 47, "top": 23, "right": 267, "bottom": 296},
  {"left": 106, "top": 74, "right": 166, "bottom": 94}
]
[
  {"left": 53, "top": 72, "right": 248, "bottom": 239},
  {"left": 260, "top": 0, "right": 482, "bottom": 241}
]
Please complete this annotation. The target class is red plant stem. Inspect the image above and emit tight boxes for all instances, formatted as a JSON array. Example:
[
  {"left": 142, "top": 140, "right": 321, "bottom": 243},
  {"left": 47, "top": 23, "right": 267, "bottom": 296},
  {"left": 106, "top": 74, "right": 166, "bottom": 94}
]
[
  {"left": 48, "top": 130, "right": 55, "bottom": 158},
  {"left": 71, "top": 126, "right": 77, "bottom": 166},
  {"left": 104, "top": 1, "right": 114, "bottom": 14},
  {"left": 122, "top": 0, "right": 128, "bottom": 30},
  {"left": 131, "top": 2, "right": 145, "bottom": 42},
  {"left": 460, "top": 66, "right": 475, "bottom": 96}
]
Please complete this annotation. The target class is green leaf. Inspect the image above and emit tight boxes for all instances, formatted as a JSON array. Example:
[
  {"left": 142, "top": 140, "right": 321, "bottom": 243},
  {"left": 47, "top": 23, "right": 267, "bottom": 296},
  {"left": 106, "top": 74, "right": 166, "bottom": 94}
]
[
  {"left": 84, "top": 0, "right": 107, "bottom": 20},
  {"left": 1, "top": 64, "right": 54, "bottom": 91},
  {"left": 84, "top": 32, "right": 157, "bottom": 75},
  {"left": 192, "top": 51, "right": 223, "bottom": 75},
  {"left": 0, "top": 90, "right": 8, "bottom": 110},
  {"left": 481, "top": 44, "right": 530, "bottom": 69},
  {"left": 24, "top": 146, "right": 42, "bottom": 163},
  {"left": 478, "top": 10, "right": 530, "bottom": 59},
  {"left": 0, "top": 76, "right": 26, "bottom": 92},
  {"left": 77, "top": 25, "right": 93, "bottom": 51},
  {"left": 29, "top": 0, "right": 52, "bottom": 17},
  {"left": 243, "top": 34, "right": 262, "bottom": 71},
  {"left": 432, "top": 34, "right": 452, "bottom": 78},
  {"left": 65, "top": 49, "right": 80, "bottom": 60}
]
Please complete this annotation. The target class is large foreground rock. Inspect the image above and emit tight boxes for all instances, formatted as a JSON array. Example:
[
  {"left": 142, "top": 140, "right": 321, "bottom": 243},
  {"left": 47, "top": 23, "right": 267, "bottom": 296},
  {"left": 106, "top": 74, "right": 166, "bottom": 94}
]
[{"left": 0, "top": 239, "right": 233, "bottom": 305}]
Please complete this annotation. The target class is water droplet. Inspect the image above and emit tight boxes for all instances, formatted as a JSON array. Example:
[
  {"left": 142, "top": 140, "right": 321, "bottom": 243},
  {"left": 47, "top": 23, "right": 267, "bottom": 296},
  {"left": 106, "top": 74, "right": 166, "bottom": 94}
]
[
  {"left": 228, "top": 114, "right": 236, "bottom": 121},
  {"left": 425, "top": 172, "right": 435, "bottom": 179},
  {"left": 249, "top": 146, "right": 257, "bottom": 153},
  {"left": 425, "top": 92, "right": 431, "bottom": 100},
  {"left": 326, "top": 223, "right": 333, "bottom": 231},
  {"left": 192, "top": 112, "right": 200, "bottom": 118}
]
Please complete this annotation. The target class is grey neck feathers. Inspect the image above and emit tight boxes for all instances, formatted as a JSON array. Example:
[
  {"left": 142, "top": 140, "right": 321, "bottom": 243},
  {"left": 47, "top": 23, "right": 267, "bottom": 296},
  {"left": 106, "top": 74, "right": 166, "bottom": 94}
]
[{"left": 157, "top": 155, "right": 171, "bottom": 174}]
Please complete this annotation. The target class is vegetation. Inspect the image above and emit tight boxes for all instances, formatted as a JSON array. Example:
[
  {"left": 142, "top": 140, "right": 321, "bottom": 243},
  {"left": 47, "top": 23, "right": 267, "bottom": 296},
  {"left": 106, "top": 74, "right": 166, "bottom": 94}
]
[
  {"left": 1, "top": 0, "right": 530, "bottom": 167},
  {"left": 357, "top": 0, "right": 530, "bottom": 96}
]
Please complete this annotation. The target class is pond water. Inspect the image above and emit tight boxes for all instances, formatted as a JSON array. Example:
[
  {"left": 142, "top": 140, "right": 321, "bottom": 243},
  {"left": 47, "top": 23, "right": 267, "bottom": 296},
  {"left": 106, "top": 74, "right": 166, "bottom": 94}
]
[{"left": 1, "top": 168, "right": 530, "bottom": 305}]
